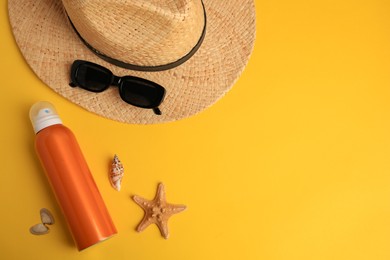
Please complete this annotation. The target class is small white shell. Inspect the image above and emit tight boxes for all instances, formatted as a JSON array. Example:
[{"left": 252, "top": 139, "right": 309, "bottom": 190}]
[
  {"left": 110, "top": 154, "right": 124, "bottom": 191},
  {"left": 30, "top": 223, "right": 49, "bottom": 235},
  {"left": 40, "top": 208, "right": 55, "bottom": 225},
  {"left": 30, "top": 208, "right": 55, "bottom": 235}
]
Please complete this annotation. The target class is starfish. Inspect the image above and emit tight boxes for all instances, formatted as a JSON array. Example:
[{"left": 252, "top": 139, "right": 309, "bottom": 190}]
[{"left": 132, "top": 183, "right": 186, "bottom": 239}]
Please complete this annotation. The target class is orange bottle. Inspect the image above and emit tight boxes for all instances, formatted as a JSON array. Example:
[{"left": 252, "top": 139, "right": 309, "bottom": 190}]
[{"left": 29, "top": 101, "right": 117, "bottom": 251}]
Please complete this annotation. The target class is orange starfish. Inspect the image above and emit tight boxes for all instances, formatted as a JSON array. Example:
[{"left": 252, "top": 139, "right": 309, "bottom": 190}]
[{"left": 132, "top": 183, "right": 186, "bottom": 239}]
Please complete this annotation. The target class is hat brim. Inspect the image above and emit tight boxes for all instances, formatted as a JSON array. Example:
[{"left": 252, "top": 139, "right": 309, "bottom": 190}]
[{"left": 8, "top": 0, "right": 256, "bottom": 124}]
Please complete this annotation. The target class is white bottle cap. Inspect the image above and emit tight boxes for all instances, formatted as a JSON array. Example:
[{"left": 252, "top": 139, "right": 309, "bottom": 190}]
[{"left": 29, "top": 101, "right": 63, "bottom": 134}]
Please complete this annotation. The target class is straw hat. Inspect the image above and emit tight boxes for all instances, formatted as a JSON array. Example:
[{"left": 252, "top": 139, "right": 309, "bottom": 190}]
[{"left": 8, "top": 0, "right": 256, "bottom": 124}]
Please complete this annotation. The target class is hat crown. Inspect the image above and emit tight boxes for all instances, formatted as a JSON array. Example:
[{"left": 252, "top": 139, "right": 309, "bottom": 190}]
[{"left": 63, "top": 0, "right": 205, "bottom": 69}]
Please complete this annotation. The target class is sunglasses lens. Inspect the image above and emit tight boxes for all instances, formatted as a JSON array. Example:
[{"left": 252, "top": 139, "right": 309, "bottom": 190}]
[
  {"left": 120, "top": 77, "right": 165, "bottom": 108},
  {"left": 76, "top": 63, "right": 112, "bottom": 92}
]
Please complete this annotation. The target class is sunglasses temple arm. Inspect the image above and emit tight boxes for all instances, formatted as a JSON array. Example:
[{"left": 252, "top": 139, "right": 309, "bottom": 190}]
[{"left": 153, "top": 107, "right": 162, "bottom": 115}]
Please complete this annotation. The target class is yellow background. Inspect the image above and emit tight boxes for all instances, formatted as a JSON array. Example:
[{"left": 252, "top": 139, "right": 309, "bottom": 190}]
[{"left": 1, "top": 0, "right": 390, "bottom": 259}]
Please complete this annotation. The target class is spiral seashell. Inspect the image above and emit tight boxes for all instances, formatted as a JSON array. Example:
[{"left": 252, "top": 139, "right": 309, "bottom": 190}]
[{"left": 110, "top": 154, "right": 124, "bottom": 191}]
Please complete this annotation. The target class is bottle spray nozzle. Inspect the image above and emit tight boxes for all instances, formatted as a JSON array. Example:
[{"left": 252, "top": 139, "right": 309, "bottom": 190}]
[{"left": 30, "top": 101, "right": 63, "bottom": 134}]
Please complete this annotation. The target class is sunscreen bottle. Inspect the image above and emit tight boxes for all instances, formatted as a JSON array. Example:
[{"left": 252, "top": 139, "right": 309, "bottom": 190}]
[{"left": 29, "top": 101, "right": 117, "bottom": 251}]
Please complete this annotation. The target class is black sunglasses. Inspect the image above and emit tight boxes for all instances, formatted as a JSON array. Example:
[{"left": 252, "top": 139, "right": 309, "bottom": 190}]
[{"left": 69, "top": 60, "right": 166, "bottom": 115}]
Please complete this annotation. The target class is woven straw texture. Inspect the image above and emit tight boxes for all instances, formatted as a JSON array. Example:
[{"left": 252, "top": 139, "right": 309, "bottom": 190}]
[{"left": 8, "top": 0, "right": 256, "bottom": 124}]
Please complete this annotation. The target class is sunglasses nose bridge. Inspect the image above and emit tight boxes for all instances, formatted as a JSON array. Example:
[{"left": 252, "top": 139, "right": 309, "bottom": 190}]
[{"left": 112, "top": 75, "right": 121, "bottom": 86}]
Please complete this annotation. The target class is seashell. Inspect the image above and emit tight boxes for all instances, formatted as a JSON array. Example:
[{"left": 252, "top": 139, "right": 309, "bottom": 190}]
[
  {"left": 30, "top": 208, "right": 55, "bottom": 235},
  {"left": 40, "top": 208, "right": 55, "bottom": 225},
  {"left": 110, "top": 154, "right": 124, "bottom": 191},
  {"left": 30, "top": 223, "right": 49, "bottom": 235}
]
